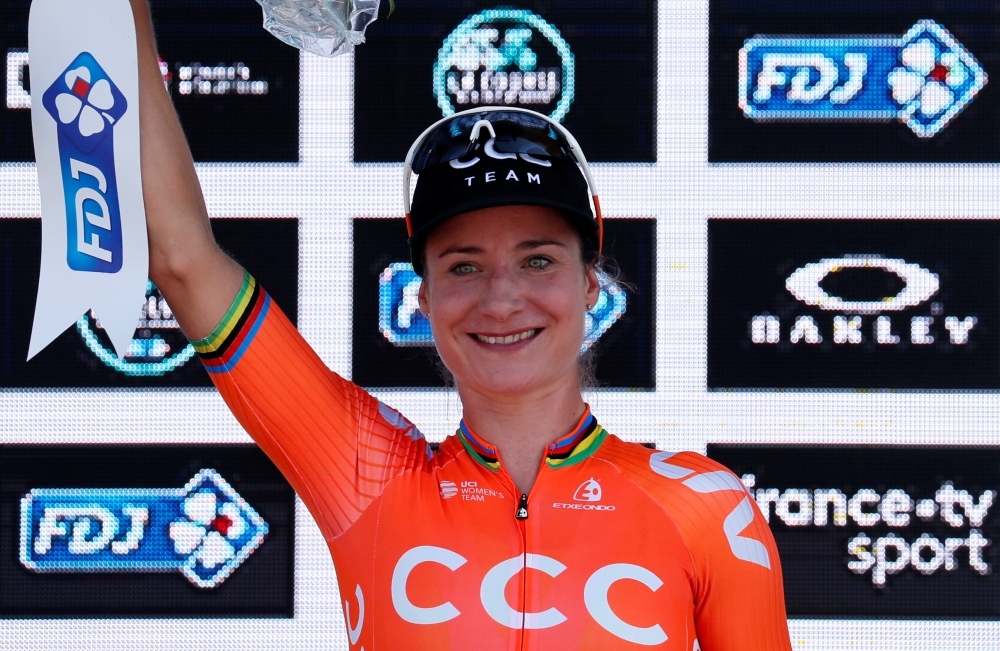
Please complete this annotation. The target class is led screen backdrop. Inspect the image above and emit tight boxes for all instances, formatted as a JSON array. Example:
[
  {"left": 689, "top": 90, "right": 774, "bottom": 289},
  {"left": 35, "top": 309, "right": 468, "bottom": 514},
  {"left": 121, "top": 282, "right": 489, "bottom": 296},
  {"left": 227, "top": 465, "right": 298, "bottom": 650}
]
[
  {"left": 352, "top": 217, "right": 655, "bottom": 388},
  {"left": 0, "top": 0, "right": 299, "bottom": 162},
  {"left": 0, "top": 218, "right": 298, "bottom": 387},
  {"left": 709, "top": 0, "right": 1000, "bottom": 162},
  {"left": 708, "top": 445, "right": 1000, "bottom": 619},
  {"left": 3, "top": 0, "right": 1000, "bottom": 649},
  {"left": 353, "top": 0, "right": 656, "bottom": 162},
  {"left": 708, "top": 219, "right": 1000, "bottom": 390},
  {"left": 0, "top": 444, "right": 295, "bottom": 617}
]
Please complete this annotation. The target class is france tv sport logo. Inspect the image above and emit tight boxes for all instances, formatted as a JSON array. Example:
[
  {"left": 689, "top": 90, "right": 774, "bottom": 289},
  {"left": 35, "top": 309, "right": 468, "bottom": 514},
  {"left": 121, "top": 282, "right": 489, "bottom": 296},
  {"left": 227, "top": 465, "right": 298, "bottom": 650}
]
[
  {"left": 20, "top": 469, "right": 268, "bottom": 588},
  {"left": 739, "top": 20, "right": 986, "bottom": 137},
  {"left": 378, "top": 262, "right": 626, "bottom": 349},
  {"left": 41, "top": 52, "right": 127, "bottom": 272}
]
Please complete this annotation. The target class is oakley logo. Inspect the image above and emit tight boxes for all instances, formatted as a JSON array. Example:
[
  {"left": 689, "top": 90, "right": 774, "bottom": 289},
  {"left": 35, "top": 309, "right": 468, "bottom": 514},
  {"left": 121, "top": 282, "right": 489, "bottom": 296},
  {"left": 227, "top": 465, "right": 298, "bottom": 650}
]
[
  {"left": 750, "top": 255, "right": 977, "bottom": 346},
  {"left": 785, "top": 256, "right": 939, "bottom": 314},
  {"left": 390, "top": 546, "right": 668, "bottom": 645},
  {"left": 573, "top": 477, "right": 602, "bottom": 502}
]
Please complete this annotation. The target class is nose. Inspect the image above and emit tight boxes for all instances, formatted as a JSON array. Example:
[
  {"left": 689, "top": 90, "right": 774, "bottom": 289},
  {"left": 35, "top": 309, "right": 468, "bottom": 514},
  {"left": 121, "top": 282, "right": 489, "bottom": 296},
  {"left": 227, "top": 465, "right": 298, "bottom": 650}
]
[{"left": 477, "top": 265, "right": 526, "bottom": 321}]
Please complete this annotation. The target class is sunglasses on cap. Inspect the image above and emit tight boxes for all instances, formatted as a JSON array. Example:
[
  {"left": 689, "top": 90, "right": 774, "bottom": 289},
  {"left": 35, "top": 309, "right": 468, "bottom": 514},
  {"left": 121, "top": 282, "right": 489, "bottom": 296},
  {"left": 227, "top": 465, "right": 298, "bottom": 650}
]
[{"left": 402, "top": 107, "right": 603, "bottom": 251}]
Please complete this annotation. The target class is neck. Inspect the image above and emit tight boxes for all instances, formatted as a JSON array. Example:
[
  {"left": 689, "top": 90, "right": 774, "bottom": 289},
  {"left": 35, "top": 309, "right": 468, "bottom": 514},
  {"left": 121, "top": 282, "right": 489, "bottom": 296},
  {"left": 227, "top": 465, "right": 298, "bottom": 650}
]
[{"left": 458, "top": 378, "right": 587, "bottom": 495}]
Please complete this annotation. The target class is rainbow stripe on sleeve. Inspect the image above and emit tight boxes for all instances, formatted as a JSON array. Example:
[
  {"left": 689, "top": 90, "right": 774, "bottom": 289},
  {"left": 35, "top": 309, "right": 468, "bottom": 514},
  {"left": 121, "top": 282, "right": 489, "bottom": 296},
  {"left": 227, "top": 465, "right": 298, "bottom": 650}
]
[{"left": 191, "top": 271, "right": 270, "bottom": 374}]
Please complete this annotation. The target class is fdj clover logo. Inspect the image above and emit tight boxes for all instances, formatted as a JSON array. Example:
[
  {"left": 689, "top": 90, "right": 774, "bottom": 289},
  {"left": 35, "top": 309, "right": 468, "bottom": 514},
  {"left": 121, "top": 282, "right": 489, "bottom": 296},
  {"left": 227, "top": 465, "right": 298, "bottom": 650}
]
[
  {"left": 77, "top": 280, "right": 197, "bottom": 376},
  {"left": 750, "top": 255, "right": 976, "bottom": 347},
  {"left": 20, "top": 469, "right": 267, "bottom": 588},
  {"left": 434, "top": 8, "right": 574, "bottom": 122},
  {"left": 739, "top": 20, "right": 986, "bottom": 137},
  {"left": 42, "top": 52, "right": 127, "bottom": 272},
  {"left": 378, "top": 263, "right": 626, "bottom": 349}
]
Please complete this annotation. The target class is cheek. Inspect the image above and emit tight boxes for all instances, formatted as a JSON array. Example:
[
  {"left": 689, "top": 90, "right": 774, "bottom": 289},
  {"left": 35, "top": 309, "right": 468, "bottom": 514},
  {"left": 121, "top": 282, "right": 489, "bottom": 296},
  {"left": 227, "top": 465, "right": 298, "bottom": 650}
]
[
  {"left": 532, "top": 274, "right": 588, "bottom": 333},
  {"left": 424, "top": 280, "right": 476, "bottom": 335}
]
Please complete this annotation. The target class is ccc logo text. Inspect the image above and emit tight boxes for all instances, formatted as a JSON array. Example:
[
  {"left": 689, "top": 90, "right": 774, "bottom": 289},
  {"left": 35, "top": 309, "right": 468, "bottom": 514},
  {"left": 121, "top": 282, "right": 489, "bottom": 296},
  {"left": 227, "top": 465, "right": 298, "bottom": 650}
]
[{"left": 387, "top": 545, "right": 669, "bottom": 645}]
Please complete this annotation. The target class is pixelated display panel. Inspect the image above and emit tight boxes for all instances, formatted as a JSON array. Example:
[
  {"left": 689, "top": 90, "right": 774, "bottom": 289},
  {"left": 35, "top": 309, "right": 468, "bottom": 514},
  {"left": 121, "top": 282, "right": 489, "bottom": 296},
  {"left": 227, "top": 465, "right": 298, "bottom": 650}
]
[
  {"left": 708, "top": 445, "right": 1000, "bottom": 618},
  {"left": 0, "top": 218, "right": 297, "bottom": 387},
  {"left": 353, "top": 0, "right": 656, "bottom": 162},
  {"left": 351, "top": 217, "right": 655, "bottom": 388},
  {"left": 0, "top": 444, "right": 294, "bottom": 617},
  {"left": 0, "top": 0, "right": 299, "bottom": 162},
  {"left": 709, "top": 0, "right": 1000, "bottom": 161},
  {"left": 708, "top": 219, "right": 1000, "bottom": 390}
]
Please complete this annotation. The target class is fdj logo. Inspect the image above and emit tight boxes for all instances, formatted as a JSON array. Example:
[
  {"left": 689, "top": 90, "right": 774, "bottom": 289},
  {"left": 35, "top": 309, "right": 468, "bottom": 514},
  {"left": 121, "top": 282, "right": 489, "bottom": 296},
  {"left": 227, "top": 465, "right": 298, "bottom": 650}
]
[
  {"left": 750, "top": 255, "right": 977, "bottom": 347},
  {"left": 20, "top": 469, "right": 268, "bottom": 588},
  {"left": 76, "top": 279, "right": 197, "bottom": 376},
  {"left": 42, "top": 52, "right": 127, "bottom": 272},
  {"left": 378, "top": 263, "right": 626, "bottom": 350},
  {"left": 739, "top": 20, "right": 986, "bottom": 137},
  {"left": 434, "top": 8, "right": 575, "bottom": 122}
]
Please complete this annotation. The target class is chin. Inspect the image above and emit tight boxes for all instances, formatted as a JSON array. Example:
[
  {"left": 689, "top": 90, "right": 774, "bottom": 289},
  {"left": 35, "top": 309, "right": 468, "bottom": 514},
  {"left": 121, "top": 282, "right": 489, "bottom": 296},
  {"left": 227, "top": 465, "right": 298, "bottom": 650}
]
[{"left": 460, "top": 359, "right": 575, "bottom": 397}]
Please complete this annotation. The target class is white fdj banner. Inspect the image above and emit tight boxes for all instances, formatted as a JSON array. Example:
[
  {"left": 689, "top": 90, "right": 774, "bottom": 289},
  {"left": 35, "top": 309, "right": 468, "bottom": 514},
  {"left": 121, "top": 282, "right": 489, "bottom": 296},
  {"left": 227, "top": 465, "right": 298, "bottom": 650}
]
[{"left": 27, "top": 0, "right": 147, "bottom": 360}]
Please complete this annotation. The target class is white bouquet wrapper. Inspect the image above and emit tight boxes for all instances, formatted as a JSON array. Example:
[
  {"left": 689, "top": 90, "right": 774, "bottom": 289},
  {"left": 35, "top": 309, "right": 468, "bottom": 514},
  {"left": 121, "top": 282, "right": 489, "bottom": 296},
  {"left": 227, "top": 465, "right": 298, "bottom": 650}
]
[{"left": 256, "top": 0, "right": 380, "bottom": 57}]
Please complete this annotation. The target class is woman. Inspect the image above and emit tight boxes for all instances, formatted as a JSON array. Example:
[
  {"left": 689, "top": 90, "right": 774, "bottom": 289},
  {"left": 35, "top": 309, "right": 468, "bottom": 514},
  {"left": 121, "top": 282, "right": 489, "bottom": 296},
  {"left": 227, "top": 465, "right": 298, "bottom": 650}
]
[{"left": 131, "top": 1, "right": 792, "bottom": 648}]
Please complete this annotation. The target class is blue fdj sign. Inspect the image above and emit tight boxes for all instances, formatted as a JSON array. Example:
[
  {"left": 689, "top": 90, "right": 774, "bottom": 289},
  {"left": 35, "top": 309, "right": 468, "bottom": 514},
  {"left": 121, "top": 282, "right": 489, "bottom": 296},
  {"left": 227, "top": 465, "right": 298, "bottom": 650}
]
[
  {"left": 20, "top": 469, "right": 268, "bottom": 588},
  {"left": 378, "top": 262, "right": 626, "bottom": 349},
  {"left": 739, "top": 20, "right": 986, "bottom": 138},
  {"left": 42, "top": 52, "right": 127, "bottom": 272}
]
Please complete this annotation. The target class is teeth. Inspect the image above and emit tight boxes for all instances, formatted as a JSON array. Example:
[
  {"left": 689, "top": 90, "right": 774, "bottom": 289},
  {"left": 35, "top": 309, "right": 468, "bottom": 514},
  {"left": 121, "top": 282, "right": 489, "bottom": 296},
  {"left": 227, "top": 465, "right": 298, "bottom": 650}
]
[{"left": 477, "top": 329, "right": 536, "bottom": 345}]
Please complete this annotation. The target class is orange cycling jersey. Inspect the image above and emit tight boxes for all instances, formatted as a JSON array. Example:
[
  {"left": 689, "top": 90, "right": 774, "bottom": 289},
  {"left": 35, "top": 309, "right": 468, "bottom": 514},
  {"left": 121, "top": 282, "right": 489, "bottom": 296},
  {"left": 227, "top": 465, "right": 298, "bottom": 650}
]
[{"left": 193, "top": 272, "right": 792, "bottom": 650}]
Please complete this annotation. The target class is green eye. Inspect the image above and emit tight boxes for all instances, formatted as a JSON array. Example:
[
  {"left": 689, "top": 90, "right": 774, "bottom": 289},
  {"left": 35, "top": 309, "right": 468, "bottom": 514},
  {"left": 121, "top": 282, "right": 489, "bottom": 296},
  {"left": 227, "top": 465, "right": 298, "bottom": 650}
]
[
  {"left": 526, "top": 256, "right": 551, "bottom": 269},
  {"left": 452, "top": 263, "right": 477, "bottom": 275}
]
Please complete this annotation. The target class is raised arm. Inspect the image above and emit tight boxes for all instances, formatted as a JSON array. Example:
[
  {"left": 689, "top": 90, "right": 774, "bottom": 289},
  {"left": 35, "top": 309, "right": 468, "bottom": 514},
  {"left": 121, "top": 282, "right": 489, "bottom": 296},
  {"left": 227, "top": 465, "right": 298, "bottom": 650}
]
[{"left": 129, "top": 0, "right": 243, "bottom": 339}]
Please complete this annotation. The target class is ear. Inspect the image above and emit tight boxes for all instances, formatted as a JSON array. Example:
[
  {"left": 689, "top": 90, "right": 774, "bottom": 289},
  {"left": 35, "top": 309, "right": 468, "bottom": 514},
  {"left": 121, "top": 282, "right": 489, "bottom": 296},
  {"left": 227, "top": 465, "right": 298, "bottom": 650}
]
[
  {"left": 418, "top": 274, "right": 431, "bottom": 318},
  {"left": 584, "top": 264, "right": 601, "bottom": 309}
]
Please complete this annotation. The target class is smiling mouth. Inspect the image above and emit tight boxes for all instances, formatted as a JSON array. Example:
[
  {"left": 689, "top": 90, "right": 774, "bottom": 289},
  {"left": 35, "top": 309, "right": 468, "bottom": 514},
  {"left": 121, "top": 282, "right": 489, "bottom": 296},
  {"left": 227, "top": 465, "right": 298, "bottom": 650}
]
[{"left": 474, "top": 329, "right": 538, "bottom": 345}]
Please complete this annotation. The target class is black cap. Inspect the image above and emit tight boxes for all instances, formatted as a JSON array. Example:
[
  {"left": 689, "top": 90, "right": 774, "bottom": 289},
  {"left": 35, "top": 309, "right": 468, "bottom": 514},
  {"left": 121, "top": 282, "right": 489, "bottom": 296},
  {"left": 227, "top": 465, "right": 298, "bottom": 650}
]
[{"left": 408, "top": 155, "right": 596, "bottom": 275}]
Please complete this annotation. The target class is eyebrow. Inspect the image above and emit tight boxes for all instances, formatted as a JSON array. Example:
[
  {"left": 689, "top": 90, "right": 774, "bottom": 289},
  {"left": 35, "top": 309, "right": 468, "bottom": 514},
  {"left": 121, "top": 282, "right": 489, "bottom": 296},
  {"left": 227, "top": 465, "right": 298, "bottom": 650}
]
[
  {"left": 436, "top": 239, "right": 568, "bottom": 258},
  {"left": 516, "top": 239, "right": 567, "bottom": 251},
  {"left": 437, "top": 245, "right": 484, "bottom": 258}
]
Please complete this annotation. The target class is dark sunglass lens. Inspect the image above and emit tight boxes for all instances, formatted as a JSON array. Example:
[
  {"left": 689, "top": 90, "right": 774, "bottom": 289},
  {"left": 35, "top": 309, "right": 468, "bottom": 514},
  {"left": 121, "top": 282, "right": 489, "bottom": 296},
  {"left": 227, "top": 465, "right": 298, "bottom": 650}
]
[
  {"left": 412, "top": 112, "right": 565, "bottom": 172},
  {"left": 491, "top": 135, "right": 552, "bottom": 157}
]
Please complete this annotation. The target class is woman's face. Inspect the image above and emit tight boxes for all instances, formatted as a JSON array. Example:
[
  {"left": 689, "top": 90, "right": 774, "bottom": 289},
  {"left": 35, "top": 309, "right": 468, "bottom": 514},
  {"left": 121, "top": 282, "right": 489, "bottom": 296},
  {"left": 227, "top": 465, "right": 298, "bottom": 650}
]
[{"left": 419, "top": 205, "right": 601, "bottom": 399}]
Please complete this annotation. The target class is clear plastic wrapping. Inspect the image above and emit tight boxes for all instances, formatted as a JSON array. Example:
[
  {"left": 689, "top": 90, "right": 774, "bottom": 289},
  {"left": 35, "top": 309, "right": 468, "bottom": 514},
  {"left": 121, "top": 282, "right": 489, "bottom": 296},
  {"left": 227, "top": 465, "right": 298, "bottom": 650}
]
[{"left": 255, "top": 0, "right": 380, "bottom": 57}]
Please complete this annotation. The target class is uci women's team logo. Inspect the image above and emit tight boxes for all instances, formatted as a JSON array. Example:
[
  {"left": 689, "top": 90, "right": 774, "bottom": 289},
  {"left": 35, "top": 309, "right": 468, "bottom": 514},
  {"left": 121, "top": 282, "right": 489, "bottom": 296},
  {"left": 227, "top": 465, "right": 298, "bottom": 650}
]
[
  {"left": 434, "top": 8, "right": 575, "bottom": 122},
  {"left": 42, "top": 52, "right": 127, "bottom": 273}
]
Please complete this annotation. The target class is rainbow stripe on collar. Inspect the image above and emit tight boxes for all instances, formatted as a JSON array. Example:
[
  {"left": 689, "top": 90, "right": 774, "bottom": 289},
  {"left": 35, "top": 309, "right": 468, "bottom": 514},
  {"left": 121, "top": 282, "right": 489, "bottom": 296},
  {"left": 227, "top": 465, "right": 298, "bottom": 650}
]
[
  {"left": 543, "top": 409, "right": 606, "bottom": 469},
  {"left": 191, "top": 270, "right": 270, "bottom": 374},
  {"left": 456, "top": 407, "right": 606, "bottom": 472}
]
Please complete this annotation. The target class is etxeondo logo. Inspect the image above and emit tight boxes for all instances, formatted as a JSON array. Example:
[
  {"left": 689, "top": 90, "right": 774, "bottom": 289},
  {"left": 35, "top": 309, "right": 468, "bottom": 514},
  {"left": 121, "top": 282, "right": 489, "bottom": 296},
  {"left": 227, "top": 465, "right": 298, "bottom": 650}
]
[
  {"left": 573, "top": 477, "right": 602, "bottom": 502},
  {"left": 42, "top": 52, "right": 126, "bottom": 273},
  {"left": 555, "top": 478, "right": 615, "bottom": 511}
]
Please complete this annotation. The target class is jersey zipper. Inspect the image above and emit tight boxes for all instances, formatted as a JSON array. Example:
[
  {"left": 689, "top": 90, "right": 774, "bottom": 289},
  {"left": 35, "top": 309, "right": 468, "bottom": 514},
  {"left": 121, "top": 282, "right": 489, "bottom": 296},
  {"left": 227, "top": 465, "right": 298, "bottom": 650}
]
[
  {"left": 515, "top": 493, "right": 529, "bottom": 519},
  {"left": 495, "top": 454, "right": 553, "bottom": 651}
]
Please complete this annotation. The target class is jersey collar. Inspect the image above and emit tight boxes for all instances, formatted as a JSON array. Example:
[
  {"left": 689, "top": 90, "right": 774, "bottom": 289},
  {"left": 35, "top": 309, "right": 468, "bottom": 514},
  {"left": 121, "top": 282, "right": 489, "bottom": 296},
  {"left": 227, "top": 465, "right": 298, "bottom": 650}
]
[{"left": 457, "top": 405, "right": 607, "bottom": 472}]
